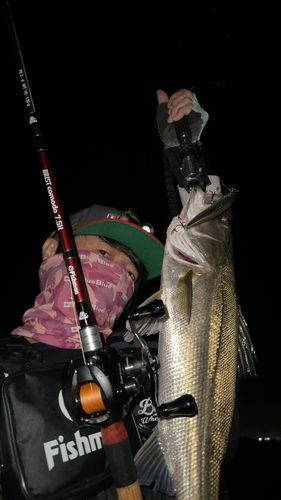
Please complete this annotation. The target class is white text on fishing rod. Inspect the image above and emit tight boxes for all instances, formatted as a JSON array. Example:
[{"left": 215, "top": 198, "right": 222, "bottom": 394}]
[
  {"left": 68, "top": 266, "right": 79, "bottom": 295},
  {"left": 18, "top": 69, "right": 31, "bottom": 107},
  {"left": 43, "top": 169, "right": 63, "bottom": 230}
]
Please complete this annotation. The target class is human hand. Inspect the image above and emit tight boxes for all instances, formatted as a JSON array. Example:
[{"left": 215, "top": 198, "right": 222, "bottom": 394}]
[
  {"left": 156, "top": 89, "right": 194, "bottom": 123},
  {"left": 42, "top": 237, "right": 59, "bottom": 260}
]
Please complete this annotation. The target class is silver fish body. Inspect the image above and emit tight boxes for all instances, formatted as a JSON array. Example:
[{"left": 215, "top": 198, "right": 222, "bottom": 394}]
[{"left": 136, "top": 187, "right": 238, "bottom": 499}]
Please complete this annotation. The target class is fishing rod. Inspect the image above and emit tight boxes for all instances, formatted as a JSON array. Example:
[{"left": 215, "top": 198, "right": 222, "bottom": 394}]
[
  {"left": 3, "top": 0, "right": 102, "bottom": 359},
  {"left": 3, "top": 2, "right": 147, "bottom": 498}
]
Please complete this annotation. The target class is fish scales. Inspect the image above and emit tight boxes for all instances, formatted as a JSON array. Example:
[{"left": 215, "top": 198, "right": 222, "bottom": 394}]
[
  {"left": 157, "top": 189, "right": 238, "bottom": 499},
  {"left": 133, "top": 188, "right": 239, "bottom": 498}
]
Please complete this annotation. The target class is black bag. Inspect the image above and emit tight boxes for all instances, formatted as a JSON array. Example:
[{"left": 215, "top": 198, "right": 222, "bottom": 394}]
[
  {"left": 0, "top": 361, "right": 114, "bottom": 500},
  {"left": 0, "top": 332, "right": 159, "bottom": 500}
]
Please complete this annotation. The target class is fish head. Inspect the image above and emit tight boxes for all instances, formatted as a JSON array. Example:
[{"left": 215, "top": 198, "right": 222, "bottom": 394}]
[{"left": 166, "top": 187, "right": 237, "bottom": 272}]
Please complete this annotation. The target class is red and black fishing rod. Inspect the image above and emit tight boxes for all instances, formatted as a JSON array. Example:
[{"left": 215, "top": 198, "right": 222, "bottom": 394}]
[
  {"left": 3, "top": 2, "right": 144, "bottom": 498},
  {"left": 3, "top": 0, "right": 103, "bottom": 358}
]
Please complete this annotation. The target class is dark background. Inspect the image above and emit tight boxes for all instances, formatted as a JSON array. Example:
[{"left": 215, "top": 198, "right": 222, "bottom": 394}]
[{"left": 1, "top": 1, "right": 280, "bottom": 497}]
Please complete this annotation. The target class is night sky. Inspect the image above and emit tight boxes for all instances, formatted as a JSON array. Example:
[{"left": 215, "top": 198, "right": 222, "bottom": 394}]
[{"left": 1, "top": 0, "right": 280, "bottom": 478}]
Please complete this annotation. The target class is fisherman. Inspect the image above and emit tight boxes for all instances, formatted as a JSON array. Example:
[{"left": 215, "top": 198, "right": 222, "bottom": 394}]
[
  {"left": 6, "top": 204, "right": 164, "bottom": 360},
  {"left": 0, "top": 204, "right": 170, "bottom": 500},
  {"left": 1, "top": 88, "right": 197, "bottom": 368},
  {"left": 0, "top": 89, "right": 204, "bottom": 500}
]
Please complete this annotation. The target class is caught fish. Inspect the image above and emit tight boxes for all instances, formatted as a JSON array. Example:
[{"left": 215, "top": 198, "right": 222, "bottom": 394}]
[{"left": 131, "top": 185, "right": 240, "bottom": 499}]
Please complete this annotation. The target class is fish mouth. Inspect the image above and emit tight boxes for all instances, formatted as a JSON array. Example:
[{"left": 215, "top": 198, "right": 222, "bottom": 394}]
[
  {"left": 177, "top": 251, "right": 198, "bottom": 265},
  {"left": 186, "top": 190, "right": 238, "bottom": 229}
]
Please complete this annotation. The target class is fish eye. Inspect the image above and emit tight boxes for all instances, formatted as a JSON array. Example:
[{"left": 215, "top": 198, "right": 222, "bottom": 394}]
[{"left": 220, "top": 215, "right": 231, "bottom": 225}]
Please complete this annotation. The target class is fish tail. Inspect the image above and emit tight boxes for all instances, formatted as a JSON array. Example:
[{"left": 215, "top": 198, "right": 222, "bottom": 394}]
[{"left": 134, "top": 429, "right": 174, "bottom": 496}]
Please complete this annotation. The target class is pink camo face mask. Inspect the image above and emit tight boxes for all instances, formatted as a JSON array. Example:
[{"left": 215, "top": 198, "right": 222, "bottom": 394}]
[{"left": 11, "top": 251, "right": 135, "bottom": 349}]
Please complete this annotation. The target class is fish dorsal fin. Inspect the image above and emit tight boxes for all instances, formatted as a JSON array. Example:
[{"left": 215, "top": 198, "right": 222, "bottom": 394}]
[
  {"left": 175, "top": 269, "right": 193, "bottom": 322},
  {"left": 134, "top": 429, "right": 174, "bottom": 496}
]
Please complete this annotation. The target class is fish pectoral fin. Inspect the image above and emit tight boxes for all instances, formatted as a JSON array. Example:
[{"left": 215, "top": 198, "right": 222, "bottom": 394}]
[
  {"left": 134, "top": 429, "right": 174, "bottom": 496},
  {"left": 175, "top": 269, "right": 192, "bottom": 321}
]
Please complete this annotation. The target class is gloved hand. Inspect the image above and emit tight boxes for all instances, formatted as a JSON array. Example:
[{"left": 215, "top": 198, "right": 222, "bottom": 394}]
[{"left": 156, "top": 89, "right": 209, "bottom": 148}]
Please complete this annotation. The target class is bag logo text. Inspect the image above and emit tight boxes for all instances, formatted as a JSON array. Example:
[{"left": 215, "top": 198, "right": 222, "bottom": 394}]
[{"left": 43, "top": 430, "right": 103, "bottom": 471}]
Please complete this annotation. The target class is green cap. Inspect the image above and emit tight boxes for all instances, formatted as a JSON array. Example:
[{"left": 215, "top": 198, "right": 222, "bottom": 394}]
[{"left": 70, "top": 205, "right": 164, "bottom": 280}]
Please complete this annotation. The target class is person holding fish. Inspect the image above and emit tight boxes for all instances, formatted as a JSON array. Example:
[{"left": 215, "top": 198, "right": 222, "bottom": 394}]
[
  {"left": 129, "top": 90, "right": 256, "bottom": 500},
  {"left": 1, "top": 88, "right": 205, "bottom": 364},
  {"left": 1, "top": 88, "right": 250, "bottom": 500}
]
